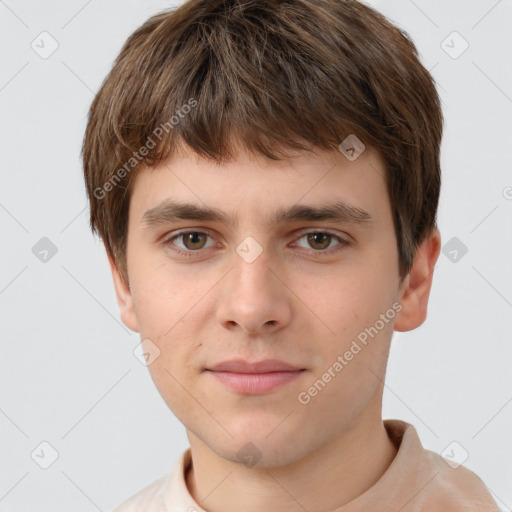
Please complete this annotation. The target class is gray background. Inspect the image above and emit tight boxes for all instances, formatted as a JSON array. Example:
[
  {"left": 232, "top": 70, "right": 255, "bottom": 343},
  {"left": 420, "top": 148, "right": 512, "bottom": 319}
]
[{"left": 1, "top": 0, "right": 511, "bottom": 510}]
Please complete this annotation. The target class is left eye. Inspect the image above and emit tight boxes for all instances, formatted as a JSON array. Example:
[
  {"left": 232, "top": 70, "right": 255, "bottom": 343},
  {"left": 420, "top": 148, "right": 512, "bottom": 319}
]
[{"left": 294, "top": 232, "right": 343, "bottom": 251}]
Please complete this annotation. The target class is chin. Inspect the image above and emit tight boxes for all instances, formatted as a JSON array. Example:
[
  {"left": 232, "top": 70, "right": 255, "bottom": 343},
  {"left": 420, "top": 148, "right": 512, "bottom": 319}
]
[{"left": 216, "top": 427, "right": 307, "bottom": 468}]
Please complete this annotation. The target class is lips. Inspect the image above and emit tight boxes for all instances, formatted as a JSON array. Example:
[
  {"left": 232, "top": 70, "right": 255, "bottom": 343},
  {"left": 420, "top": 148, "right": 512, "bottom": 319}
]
[
  {"left": 206, "top": 359, "right": 304, "bottom": 373},
  {"left": 205, "top": 359, "right": 306, "bottom": 394}
]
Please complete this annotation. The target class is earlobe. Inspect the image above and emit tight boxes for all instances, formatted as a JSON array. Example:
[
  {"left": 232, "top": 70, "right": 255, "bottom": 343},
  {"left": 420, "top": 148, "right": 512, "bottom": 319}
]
[
  {"left": 108, "top": 254, "right": 139, "bottom": 333},
  {"left": 394, "top": 228, "right": 441, "bottom": 332}
]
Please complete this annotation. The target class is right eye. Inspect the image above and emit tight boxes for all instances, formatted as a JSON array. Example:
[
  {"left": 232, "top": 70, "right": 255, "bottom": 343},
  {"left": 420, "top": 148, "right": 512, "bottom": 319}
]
[{"left": 162, "top": 230, "right": 216, "bottom": 257}]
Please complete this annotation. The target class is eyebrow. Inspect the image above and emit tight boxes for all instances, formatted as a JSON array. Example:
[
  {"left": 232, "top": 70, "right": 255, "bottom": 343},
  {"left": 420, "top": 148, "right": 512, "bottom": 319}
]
[{"left": 141, "top": 199, "right": 374, "bottom": 229}]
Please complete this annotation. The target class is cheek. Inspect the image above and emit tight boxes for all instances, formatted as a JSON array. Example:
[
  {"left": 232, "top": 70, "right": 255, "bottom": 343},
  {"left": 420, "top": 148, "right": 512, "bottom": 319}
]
[
  {"left": 298, "top": 263, "right": 396, "bottom": 365},
  {"left": 129, "top": 257, "right": 199, "bottom": 336},
  {"left": 142, "top": 319, "right": 205, "bottom": 419},
  {"left": 299, "top": 270, "right": 373, "bottom": 328},
  {"left": 128, "top": 261, "right": 208, "bottom": 362}
]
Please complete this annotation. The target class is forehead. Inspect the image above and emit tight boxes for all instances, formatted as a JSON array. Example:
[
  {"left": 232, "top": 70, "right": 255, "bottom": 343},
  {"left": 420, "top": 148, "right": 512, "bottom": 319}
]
[{"left": 129, "top": 143, "right": 390, "bottom": 228}]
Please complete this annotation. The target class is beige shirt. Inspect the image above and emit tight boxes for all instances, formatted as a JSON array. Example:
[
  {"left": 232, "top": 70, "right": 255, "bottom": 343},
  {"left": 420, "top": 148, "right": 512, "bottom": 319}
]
[{"left": 113, "top": 420, "right": 499, "bottom": 511}]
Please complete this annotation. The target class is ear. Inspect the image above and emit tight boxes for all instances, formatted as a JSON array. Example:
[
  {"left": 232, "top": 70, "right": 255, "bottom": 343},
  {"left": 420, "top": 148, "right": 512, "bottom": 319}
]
[
  {"left": 394, "top": 228, "right": 441, "bottom": 332},
  {"left": 108, "top": 254, "right": 139, "bottom": 333}
]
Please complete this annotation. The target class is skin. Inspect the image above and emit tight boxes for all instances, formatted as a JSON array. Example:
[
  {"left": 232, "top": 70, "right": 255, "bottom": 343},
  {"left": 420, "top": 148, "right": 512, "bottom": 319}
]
[{"left": 109, "top": 141, "right": 441, "bottom": 511}]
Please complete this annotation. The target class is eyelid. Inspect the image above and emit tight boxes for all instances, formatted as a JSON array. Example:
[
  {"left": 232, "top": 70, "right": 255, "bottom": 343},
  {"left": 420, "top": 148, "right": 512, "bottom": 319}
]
[
  {"left": 293, "top": 227, "right": 352, "bottom": 242},
  {"left": 165, "top": 227, "right": 217, "bottom": 240}
]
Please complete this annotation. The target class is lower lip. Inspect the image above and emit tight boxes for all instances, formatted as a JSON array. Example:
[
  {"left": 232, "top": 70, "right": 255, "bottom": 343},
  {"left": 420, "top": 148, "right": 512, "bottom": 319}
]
[{"left": 207, "top": 370, "right": 305, "bottom": 394}]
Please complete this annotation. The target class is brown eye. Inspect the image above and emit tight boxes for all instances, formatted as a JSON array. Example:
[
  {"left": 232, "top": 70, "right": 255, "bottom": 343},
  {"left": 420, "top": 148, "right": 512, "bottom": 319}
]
[
  {"left": 306, "top": 232, "right": 333, "bottom": 250},
  {"left": 163, "top": 230, "right": 217, "bottom": 257},
  {"left": 181, "top": 232, "right": 208, "bottom": 250},
  {"left": 293, "top": 231, "right": 348, "bottom": 255}
]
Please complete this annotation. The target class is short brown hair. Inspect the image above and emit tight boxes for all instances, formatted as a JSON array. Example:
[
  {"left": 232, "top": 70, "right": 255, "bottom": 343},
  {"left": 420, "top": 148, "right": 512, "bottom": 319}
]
[{"left": 82, "top": 0, "right": 443, "bottom": 285}]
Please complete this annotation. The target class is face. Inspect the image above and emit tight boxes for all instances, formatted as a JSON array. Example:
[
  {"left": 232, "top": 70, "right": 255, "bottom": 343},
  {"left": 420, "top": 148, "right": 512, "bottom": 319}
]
[{"left": 110, "top": 142, "right": 439, "bottom": 467}]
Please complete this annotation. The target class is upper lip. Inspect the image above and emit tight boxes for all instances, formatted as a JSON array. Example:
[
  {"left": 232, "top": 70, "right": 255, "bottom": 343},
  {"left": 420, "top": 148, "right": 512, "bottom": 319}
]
[{"left": 206, "top": 359, "right": 304, "bottom": 373}]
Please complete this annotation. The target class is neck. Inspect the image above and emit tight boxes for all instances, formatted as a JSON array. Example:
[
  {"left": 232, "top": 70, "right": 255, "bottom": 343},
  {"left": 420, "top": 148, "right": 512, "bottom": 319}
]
[{"left": 185, "top": 415, "right": 397, "bottom": 512}]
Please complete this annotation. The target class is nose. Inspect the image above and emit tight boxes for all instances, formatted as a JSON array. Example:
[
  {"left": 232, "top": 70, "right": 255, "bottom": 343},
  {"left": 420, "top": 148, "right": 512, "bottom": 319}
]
[{"left": 216, "top": 247, "right": 292, "bottom": 335}]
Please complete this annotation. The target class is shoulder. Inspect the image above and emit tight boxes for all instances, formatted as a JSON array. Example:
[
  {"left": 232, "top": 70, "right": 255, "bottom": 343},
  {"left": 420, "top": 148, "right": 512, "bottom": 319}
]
[
  {"left": 384, "top": 420, "right": 499, "bottom": 511},
  {"left": 112, "top": 474, "right": 168, "bottom": 512},
  {"left": 422, "top": 449, "right": 499, "bottom": 511}
]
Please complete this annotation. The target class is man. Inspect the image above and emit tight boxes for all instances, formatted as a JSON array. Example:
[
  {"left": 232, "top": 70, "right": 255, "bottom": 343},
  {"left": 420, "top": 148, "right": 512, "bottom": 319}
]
[{"left": 82, "top": 0, "right": 498, "bottom": 509}]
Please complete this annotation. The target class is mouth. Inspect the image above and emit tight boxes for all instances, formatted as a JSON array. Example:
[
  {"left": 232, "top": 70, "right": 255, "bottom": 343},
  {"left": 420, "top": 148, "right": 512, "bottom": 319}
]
[{"left": 204, "top": 359, "right": 306, "bottom": 395}]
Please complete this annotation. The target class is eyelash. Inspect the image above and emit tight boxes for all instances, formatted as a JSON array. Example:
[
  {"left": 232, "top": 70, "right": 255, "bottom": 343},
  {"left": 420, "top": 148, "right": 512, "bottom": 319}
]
[{"left": 162, "top": 229, "right": 351, "bottom": 259}]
